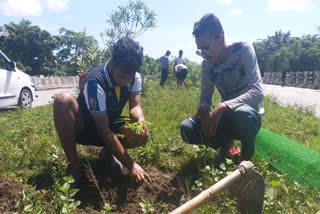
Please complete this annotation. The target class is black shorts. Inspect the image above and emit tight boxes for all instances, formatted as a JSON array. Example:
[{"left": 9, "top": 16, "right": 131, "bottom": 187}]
[
  {"left": 76, "top": 117, "right": 127, "bottom": 147},
  {"left": 176, "top": 68, "right": 188, "bottom": 81}
]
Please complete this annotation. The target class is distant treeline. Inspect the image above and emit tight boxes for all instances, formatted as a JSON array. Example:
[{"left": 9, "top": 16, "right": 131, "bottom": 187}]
[
  {"left": 253, "top": 30, "right": 320, "bottom": 76},
  {"left": 1, "top": 19, "right": 319, "bottom": 78},
  {"left": 0, "top": 19, "right": 106, "bottom": 76}
]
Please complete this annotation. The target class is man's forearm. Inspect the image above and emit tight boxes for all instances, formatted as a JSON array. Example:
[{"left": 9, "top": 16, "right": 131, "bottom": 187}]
[
  {"left": 129, "top": 106, "right": 145, "bottom": 122},
  {"left": 103, "top": 131, "right": 134, "bottom": 170},
  {"left": 197, "top": 106, "right": 210, "bottom": 117}
]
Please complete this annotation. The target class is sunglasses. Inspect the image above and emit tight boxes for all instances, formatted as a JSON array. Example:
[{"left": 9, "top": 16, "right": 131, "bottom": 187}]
[{"left": 195, "top": 38, "right": 216, "bottom": 58}]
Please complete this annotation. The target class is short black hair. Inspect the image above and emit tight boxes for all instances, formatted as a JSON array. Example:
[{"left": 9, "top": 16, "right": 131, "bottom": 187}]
[
  {"left": 166, "top": 50, "right": 171, "bottom": 55},
  {"left": 179, "top": 50, "right": 183, "bottom": 54},
  {"left": 192, "top": 13, "right": 224, "bottom": 39},
  {"left": 112, "top": 37, "right": 143, "bottom": 75}
]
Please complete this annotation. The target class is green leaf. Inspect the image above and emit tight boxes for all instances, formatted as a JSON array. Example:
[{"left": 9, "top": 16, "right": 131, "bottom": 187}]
[
  {"left": 59, "top": 195, "right": 67, "bottom": 200},
  {"left": 23, "top": 204, "right": 33, "bottom": 212},
  {"left": 271, "top": 180, "right": 280, "bottom": 187},
  {"left": 265, "top": 187, "right": 277, "bottom": 198},
  {"left": 59, "top": 183, "right": 70, "bottom": 193},
  {"left": 62, "top": 207, "right": 68, "bottom": 213}
]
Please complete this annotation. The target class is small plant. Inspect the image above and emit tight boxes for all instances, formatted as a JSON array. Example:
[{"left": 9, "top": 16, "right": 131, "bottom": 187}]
[
  {"left": 102, "top": 203, "right": 113, "bottom": 214},
  {"left": 115, "top": 118, "right": 158, "bottom": 164},
  {"left": 139, "top": 199, "right": 155, "bottom": 214},
  {"left": 51, "top": 176, "right": 81, "bottom": 214},
  {"left": 191, "top": 179, "right": 204, "bottom": 193},
  {"left": 115, "top": 118, "right": 150, "bottom": 136},
  {"left": 16, "top": 176, "right": 81, "bottom": 213},
  {"left": 137, "top": 137, "right": 160, "bottom": 164},
  {"left": 15, "top": 189, "right": 45, "bottom": 213}
]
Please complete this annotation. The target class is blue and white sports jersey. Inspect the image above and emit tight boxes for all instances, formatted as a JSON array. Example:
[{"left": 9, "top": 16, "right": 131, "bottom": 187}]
[
  {"left": 80, "top": 62, "right": 142, "bottom": 116},
  {"left": 83, "top": 80, "right": 107, "bottom": 113}
]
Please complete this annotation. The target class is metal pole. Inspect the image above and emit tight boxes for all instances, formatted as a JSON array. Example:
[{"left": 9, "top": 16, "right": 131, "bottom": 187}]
[{"left": 170, "top": 161, "right": 254, "bottom": 214}]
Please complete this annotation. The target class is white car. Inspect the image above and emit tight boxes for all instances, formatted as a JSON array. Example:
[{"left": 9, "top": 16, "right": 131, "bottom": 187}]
[{"left": 0, "top": 50, "right": 35, "bottom": 108}]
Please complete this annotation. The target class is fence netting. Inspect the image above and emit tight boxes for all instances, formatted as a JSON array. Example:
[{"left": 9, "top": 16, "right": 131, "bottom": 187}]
[{"left": 256, "top": 128, "right": 320, "bottom": 188}]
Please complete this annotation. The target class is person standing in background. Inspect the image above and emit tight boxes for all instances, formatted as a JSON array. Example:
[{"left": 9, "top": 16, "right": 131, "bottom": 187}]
[{"left": 159, "top": 50, "right": 171, "bottom": 86}]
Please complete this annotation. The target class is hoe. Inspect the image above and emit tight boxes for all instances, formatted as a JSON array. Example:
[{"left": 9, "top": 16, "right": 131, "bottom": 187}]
[{"left": 170, "top": 161, "right": 265, "bottom": 214}]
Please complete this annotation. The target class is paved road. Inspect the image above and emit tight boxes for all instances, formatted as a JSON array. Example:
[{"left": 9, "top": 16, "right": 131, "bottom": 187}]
[
  {"left": 33, "top": 87, "right": 78, "bottom": 107},
  {"left": 262, "top": 84, "right": 320, "bottom": 117},
  {"left": 31, "top": 85, "right": 320, "bottom": 116}
]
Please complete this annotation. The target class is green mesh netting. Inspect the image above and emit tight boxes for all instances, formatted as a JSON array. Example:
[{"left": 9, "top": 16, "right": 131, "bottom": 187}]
[{"left": 256, "top": 128, "right": 320, "bottom": 188}]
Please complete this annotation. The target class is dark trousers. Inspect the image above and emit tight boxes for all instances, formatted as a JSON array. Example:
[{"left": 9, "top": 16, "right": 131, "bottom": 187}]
[
  {"left": 160, "top": 68, "right": 168, "bottom": 86},
  {"left": 180, "top": 105, "right": 262, "bottom": 160}
]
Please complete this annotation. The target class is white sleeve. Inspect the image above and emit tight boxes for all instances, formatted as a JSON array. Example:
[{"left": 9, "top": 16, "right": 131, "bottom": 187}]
[
  {"left": 131, "top": 72, "right": 142, "bottom": 94},
  {"left": 83, "top": 80, "right": 107, "bottom": 114}
]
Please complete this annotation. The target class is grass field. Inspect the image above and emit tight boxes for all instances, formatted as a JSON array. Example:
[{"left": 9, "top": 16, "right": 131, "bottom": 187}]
[{"left": 0, "top": 80, "right": 319, "bottom": 213}]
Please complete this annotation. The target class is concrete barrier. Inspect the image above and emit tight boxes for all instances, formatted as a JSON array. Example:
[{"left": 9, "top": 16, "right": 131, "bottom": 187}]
[
  {"left": 32, "top": 76, "right": 79, "bottom": 91},
  {"left": 263, "top": 71, "right": 320, "bottom": 89}
]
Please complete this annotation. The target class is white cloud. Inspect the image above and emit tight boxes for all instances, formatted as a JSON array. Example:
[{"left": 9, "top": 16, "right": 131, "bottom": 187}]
[
  {"left": 44, "top": 0, "right": 70, "bottom": 12},
  {"left": 0, "top": 0, "right": 71, "bottom": 16},
  {"left": 47, "top": 24, "right": 60, "bottom": 33},
  {"left": 266, "top": 0, "right": 315, "bottom": 12},
  {"left": 38, "top": 23, "right": 60, "bottom": 34},
  {"left": 0, "top": 0, "right": 42, "bottom": 16},
  {"left": 215, "top": 0, "right": 233, "bottom": 6},
  {"left": 228, "top": 8, "right": 243, "bottom": 16}
]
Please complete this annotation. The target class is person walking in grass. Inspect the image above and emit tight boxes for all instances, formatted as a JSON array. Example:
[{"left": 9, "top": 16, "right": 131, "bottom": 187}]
[
  {"left": 174, "top": 50, "right": 188, "bottom": 89},
  {"left": 159, "top": 50, "right": 171, "bottom": 86},
  {"left": 53, "top": 38, "right": 150, "bottom": 187},
  {"left": 175, "top": 50, "right": 185, "bottom": 66},
  {"left": 180, "top": 13, "right": 264, "bottom": 162},
  {"left": 175, "top": 63, "right": 189, "bottom": 90},
  {"left": 174, "top": 50, "right": 185, "bottom": 78}
]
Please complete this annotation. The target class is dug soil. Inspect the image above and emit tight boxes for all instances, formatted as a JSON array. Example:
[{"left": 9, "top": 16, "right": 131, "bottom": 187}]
[
  {"left": 0, "top": 147, "right": 187, "bottom": 213},
  {"left": 0, "top": 178, "right": 23, "bottom": 213},
  {"left": 76, "top": 155, "right": 186, "bottom": 213}
]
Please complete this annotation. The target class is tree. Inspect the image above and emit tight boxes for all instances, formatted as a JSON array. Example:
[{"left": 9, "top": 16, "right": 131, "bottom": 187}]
[
  {"left": 253, "top": 30, "right": 291, "bottom": 75},
  {"left": 57, "top": 28, "right": 103, "bottom": 75},
  {"left": 103, "top": 0, "right": 157, "bottom": 50},
  {"left": 254, "top": 30, "right": 320, "bottom": 73},
  {"left": 266, "top": 47, "right": 291, "bottom": 73},
  {"left": 0, "top": 19, "right": 59, "bottom": 75}
]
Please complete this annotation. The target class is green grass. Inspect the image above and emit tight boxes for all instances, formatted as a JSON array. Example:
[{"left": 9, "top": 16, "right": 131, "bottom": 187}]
[
  {"left": 1, "top": 80, "right": 320, "bottom": 213},
  {"left": 262, "top": 96, "right": 320, "bottom": 152}
]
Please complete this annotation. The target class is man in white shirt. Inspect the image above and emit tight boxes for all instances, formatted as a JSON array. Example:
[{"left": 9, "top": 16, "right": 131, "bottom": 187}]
[
  {"left": 174, "top": 50, "right": 185, "bottom": 78},
  {"left": 175, "top": 64, "right": 189, "bottom": 89}
]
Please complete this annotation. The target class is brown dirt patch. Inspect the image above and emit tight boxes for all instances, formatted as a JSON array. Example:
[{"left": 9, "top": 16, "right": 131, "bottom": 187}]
[
  {"left": 0, "top": 178, "right": 24, "bottom": 213},
  {"left": 76, "top": 164, "right": 186, "bottom": 213}
]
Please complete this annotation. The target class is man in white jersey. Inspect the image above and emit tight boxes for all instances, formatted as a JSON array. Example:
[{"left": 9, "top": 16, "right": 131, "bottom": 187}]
[{"left": 180, "top": 14, "right": 264, "bottom": 162}]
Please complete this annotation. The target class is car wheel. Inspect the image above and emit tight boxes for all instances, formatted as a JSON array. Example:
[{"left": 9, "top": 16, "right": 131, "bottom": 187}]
[{"left": 19, "top": 89, "right": 32, "bottom": 109}]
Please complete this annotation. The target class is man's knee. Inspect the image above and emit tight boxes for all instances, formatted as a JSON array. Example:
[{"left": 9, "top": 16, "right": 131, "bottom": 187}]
[
  {"left": 53, "top": 93, "right": 78, "bottom": 116},
  {"left": 53, "top": 93, "right": 68, "bottom": 110},
  {"left": 53, "top": 93, "right": 78, "bottom": 127},
  {"left": 180, "top": 118, "right": 197, "bottom": 144},
  {"left": 54, "top": 93, "right": 74, "bottom": 107},
  {"left": 180, "top": 118, "right": 192, "bottom": 135},
  {"left": 233, "top": 106, "right": 261, "bottom": 138}
]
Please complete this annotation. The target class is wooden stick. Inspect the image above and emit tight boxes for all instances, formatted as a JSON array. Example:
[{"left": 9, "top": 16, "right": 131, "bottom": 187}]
[{"left": 170, "top": 161, "right": 254, "bottom": 214}]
